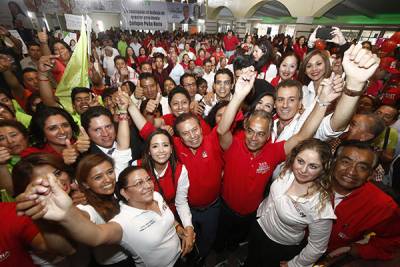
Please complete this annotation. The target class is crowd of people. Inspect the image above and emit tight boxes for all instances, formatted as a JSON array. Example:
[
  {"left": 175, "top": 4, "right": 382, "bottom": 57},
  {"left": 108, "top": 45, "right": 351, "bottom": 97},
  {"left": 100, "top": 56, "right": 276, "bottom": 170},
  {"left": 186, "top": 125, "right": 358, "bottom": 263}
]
[{"left": 0, "top": 20, "right": 400, "bottom": 267}]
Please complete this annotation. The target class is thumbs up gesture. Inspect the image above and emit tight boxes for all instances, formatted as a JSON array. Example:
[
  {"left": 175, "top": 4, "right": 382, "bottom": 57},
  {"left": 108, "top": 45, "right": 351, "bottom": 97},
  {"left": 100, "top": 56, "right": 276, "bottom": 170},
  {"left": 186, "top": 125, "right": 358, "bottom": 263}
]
[
  {"left": 145, "top": 92, "right": 162, "bottom": 114},
  {"left": 75, "top": 126, "right": 91, "bottom": 153},
  {"left": 62, "top": 139, "right": 79, "bottom": 165}
]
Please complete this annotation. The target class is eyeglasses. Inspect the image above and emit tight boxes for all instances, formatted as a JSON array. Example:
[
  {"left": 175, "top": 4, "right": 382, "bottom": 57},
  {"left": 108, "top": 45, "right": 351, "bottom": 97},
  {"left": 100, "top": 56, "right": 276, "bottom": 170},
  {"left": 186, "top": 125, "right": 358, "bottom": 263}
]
[{"left": 124, "top": 176, "right": 152, "bottom": 189}]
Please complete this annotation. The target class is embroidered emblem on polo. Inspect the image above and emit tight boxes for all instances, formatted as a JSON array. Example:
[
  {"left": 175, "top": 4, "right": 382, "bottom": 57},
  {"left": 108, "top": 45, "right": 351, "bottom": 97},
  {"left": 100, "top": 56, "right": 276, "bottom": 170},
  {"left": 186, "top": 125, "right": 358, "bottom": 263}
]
[
  {"left": 256, "top": 162, "right": 269, "bottom": 174},
  {"left": 202, "top": 151, "right": 208, "bottom": 158},
  {"left": 0, "top": 251, "right": 10, "bottom": 262}
]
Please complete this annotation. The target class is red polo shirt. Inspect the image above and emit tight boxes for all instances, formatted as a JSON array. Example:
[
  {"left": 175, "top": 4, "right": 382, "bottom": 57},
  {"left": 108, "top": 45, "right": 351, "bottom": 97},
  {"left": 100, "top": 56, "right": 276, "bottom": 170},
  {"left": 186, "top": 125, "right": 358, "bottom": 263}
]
[
  {"left": 328, "top": 182, "right": 400, "bottom": 260},
  {"left": 140, "top": 123, "right": 223, "bottom": 207},
  {"left": 0, "top": 203, "right": 39, "bottom": 267},
  {"left": 223, "top": 35, "right": 239, "bottom": 51},
  {"left": 222, "top": 135, "right": 286, "bottom": 215}
]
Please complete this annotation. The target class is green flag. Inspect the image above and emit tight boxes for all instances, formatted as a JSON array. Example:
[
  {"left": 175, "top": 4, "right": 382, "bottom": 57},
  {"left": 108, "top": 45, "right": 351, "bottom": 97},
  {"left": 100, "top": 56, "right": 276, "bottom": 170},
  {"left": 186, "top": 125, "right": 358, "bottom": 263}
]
[{"left": 55, "top": 17, "right": 89, "bottom": 113}]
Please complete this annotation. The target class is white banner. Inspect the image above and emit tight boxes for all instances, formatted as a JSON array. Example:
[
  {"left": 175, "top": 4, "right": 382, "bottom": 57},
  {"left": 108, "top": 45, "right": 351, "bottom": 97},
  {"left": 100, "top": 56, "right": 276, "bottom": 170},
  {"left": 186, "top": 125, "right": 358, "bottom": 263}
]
[
  {"left": 64, "top": 14, "right": 82, "bottom": 31},
  {"left": 121, "top": 1, "right": 205, "bottom": 31}
]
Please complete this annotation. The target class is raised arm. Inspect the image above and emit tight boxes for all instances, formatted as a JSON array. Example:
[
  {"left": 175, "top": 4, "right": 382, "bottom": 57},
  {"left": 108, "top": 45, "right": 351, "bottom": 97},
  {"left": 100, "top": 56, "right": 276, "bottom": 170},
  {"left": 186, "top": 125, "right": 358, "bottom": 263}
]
[
  {"left": 0, "top": 26, "right": 22, "bottom": 56},
  {"left": 285, "top": 75, "right": 342, "bottom": 155},
  {"left": 27, "top": 174, "right": 123, "bottom": 247},
  {"left": 38, "top": 55, "right": 60, "bottom": 107},
  {"left": 115, "top": 89, "right": 131, "bottom": 150},
  {"left": 0, "top": 55, "right": 25, "bottom": 100},
  {"left": 330, "top": 44, "right": 380, "bottom": 131},
  {"left": 38, "top": 28, "right": 52, "bottom": 56},
  {"left": 217, "top": 67, "right": 257, "bottom": 150}
]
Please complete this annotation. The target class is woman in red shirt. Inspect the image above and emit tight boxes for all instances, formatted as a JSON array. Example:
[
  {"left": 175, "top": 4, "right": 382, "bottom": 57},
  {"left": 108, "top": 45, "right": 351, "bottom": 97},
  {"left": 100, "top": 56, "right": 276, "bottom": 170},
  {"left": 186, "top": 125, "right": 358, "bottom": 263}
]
[
  {"left": 136, "top": 47, "right": 149, "bottom": 67},
  {"left": 125, "top": 46, "right": 137, "bottom": 70},
  {"left": 270, "top": 51, "right": 300, "bottom": 87},
  {"left": 292, "top": 36, "right": 308, "bottom": 61}
]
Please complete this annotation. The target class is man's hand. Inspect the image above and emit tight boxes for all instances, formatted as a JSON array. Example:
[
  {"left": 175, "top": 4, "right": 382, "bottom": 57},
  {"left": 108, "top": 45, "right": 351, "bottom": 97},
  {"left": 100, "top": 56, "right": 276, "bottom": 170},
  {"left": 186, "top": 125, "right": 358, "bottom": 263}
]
[
  {"left": 343, "top": 44, "right": 380, "bottom": 91},
  {"left": 233, "top": 66, "right": 257, "bottom": 100}
]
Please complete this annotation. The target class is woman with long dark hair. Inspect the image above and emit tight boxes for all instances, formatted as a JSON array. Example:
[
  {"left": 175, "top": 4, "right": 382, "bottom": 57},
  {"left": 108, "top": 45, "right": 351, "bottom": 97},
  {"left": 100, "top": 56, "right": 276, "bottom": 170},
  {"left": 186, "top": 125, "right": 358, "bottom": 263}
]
[
  {"left": 253, "top": 37, "right": 277, "bottom": 83},
  {"left": 75, "top": 153, "right": 134, "bottom": 266},
  {"left": 134, "top": 129, "right": 193, "bottom": 234}
]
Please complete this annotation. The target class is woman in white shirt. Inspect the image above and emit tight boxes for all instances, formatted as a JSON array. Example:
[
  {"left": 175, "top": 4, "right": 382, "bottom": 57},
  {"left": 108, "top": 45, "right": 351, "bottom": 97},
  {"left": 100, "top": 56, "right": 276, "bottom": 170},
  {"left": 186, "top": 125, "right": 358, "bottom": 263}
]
[
  {"left": 298, "top": 50, "right": 332, "bottom": 109},
  {"left": 75, "top": 153, "right": 133, "bottom": 266},
  {"left": 245, "top": 138, "right": 336, "bottom": 267},
  {"left": 133, "top": 129, "right": 194, "bottom": 240},
  {"left": 21, "top": 166, "right": 194, "bottom": 267}
]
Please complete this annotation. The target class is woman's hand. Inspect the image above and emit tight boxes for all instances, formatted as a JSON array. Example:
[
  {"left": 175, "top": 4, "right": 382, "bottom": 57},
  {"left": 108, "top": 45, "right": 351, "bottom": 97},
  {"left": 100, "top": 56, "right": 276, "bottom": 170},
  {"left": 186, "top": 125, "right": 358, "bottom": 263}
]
[
  {"left": 115, "top": 88, "right": 131, "bottom": 112},
  {"left": 233, "top": 66, "right": 257, "bottom": 99},
  {"left": 62, "top": 139, "right": 79, "bottom": 165},
  {"left": 308, "top": 26, "right": 321, "bottom": 48},
  {"left": 318, "top": 73, "right": 343, "bottom": 104},
  {"left": 328, "top": 27, "right": 346, "bottom": 46},
  {"left": 15, "top": 177, "right": 49, "bottom": 220},
  {"left": 0, "top": 147, "right": 11, "bottom": 165},
  {"left": 38, "top": 55, "right": 59, "bottom": 73}
]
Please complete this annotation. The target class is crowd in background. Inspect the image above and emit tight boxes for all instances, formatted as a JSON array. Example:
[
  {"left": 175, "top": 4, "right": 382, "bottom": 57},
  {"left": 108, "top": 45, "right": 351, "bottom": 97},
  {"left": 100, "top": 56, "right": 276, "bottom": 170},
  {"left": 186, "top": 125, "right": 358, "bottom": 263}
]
[{"left": 0, "top": 20, "right": 400, "bottom": 267}]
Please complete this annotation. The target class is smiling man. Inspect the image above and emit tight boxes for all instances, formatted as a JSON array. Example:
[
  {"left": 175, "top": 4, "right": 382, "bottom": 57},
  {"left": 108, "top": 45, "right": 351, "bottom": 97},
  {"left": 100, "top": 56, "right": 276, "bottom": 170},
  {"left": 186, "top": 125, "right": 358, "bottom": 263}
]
[{"left": 323, "top": 141, "right": 400, "bottom": 264}]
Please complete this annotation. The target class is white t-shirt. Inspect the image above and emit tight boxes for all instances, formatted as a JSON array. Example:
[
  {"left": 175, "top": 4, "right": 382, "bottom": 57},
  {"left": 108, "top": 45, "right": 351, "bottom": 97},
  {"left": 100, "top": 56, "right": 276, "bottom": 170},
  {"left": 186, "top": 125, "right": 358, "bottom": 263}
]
[
  {"left": 110, "top": 192, "right": 181, "bottom": 267},
  {"left": 77, "top": 204, "right": 129, "bottom": 265},
  {"left": 202, "top": 71, "right": 215, "bottom": 92},
  {"left": 257, "top": 172, "right": 336, "bottom": 267}
]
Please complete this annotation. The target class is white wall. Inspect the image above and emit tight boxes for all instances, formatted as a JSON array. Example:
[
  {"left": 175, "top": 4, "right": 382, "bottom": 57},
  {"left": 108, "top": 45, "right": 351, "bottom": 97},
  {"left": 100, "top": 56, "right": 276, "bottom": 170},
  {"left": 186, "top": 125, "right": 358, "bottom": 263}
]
[{"left": 89, "top": 13, "right": 121, "bottom": 33}]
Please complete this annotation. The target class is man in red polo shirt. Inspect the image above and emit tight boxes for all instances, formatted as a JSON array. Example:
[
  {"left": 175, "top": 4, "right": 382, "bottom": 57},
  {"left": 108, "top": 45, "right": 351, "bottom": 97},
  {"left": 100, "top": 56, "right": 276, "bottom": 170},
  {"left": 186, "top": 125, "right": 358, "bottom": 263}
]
[
  {"left": 214, "top": 65, "right": 343, "bottom": 257},
  {"left": 319, "top": 141, "right": 400, "bottom": 265},
  {"left": 223, "top": 30, "right": 239, "bottom": 59}
]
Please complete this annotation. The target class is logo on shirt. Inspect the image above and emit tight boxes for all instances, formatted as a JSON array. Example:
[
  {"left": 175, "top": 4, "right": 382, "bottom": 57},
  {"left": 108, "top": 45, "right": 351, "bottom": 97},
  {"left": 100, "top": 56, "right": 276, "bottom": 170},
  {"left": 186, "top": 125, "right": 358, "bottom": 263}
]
[
  {"left": 256, "top": 162, "right": 270, "bottom": 174},
  {"left": 202, "top": 151, "right": 208, "bottom": 158},
  {"left": 0, "top": 251, "right": 10, "bottom": 262}
]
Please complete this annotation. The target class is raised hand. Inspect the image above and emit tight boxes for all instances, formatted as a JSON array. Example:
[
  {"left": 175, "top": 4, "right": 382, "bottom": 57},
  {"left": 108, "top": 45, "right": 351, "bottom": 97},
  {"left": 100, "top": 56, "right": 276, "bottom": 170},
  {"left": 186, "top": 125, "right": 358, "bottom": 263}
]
[
  {"left": 233, "top": 66, "right": 257, "bottom": 99},
  {"left": 318, "top": 73, "right": 343, "bottom": 104},
  {"left": 190, "top": 101, "right": 204, "bottom": 117},
  {"left": 38, "top": 55, "right": 59, "bottom": 73},
  {"left": 160, "top": 124, "right": 174, "bottom": 136},
  {"left": 62, "top": 139, "right": 79, "bottom": 165},
  {"left": 15, "top": 177, "right": 50, "bottom": 220},
  {"left": 0, "top": 146, "right": 11, "bottom": 164},
  {"left": 115, "top": 87, "right": 131, "bottom": 112},
  {"left": 0, "top": 26, "right": 9, "bottom": 37},
  {"left": 203, "top": 91, "right": 214, "bottom": 106},
  {"left": 308, "top": 26, "right": 321, "bottom": 48},
  {"left": 145, "top": 92, "right": 162, "bottom": 114},
  {"left": 40, "top": 173, "right": 74, "bottom": 221},
  {"left": 38, "top": 27, "right": 49, "bottom": 44},
  {"left": 343, "top": 44, "right": 380, "bottom": 90},
  {"left": 88, "top": 94, "right": 100, "bottom": 107},
  {"left": 70, "top": 183, "right": 87, "bottom": 206},
  {"left": 0, "top": 54, "right": 12, "bottom": 72},
  {"left": 75, "top": 126, "right": 90, "bottom": 153},
  {"left": 134, "top": 82, "right": 144, "bottom": 100},
  {"left": 328, "top": 27, "right": 346, "bottom": 46}
]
